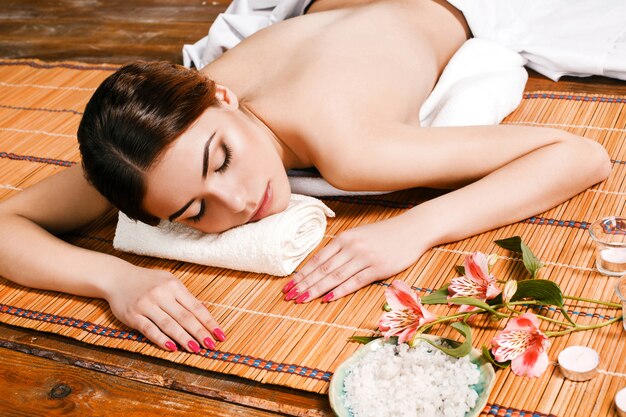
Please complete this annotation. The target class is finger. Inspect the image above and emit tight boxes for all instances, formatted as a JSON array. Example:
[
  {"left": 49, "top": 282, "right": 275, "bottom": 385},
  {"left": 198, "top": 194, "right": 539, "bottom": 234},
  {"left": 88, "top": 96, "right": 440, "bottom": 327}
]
[
  {"left": 297, "top": 258, "right": 368, "bottom": 303},
  {"left": 159, "top": 300, "right": 216, "bottom": 352},
  {"left": 133, "top": 315, "right": 180, "bottom": 353},
  {"left": 175, "top": 288, "right": 225, "bottom": 346},
  {"left": 144, "top": 305, "right": 200, "bottom": 353},
  {"left": 323, "top": 267, "right": 380, "bottom": 302},
  {"left": 289, "top": 250, "right": 354, "bottom": 301},
  {"left": 283, "top": 240, "right": 343, "bottom": 294}
]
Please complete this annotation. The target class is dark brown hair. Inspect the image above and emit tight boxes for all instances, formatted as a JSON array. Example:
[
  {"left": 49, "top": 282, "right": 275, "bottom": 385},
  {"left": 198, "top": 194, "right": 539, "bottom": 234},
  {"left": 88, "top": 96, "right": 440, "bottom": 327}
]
[{"left": 77, "top": 61, "right": 217, "bottom": 225}]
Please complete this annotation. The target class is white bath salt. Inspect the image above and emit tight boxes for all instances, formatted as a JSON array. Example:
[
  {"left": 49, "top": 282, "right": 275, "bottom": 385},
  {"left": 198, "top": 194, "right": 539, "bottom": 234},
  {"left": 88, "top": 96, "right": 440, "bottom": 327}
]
[{"left": 343, "top": 341, "right": 480, "bottom": 417}]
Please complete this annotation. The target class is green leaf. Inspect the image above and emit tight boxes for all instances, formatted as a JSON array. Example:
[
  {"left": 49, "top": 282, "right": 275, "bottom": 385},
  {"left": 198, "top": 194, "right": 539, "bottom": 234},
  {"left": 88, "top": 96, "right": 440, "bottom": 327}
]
[
  {"left": 481, "top": 345, "right": 510, "bottom": 369},
  {"left": 421, "top": 285, "right": 449, "bottom": 305},
  {"left": 349, "top": 336, "right": 381, "bottom": 344},
  {"left": 495, "top": 236, "right": 545, "bottom": 278},
  {"left": 521, "top": 241, "right": 544, "bottom": 278},
  {"left": 512, "top": 279, "right": 563, "bottom": 307},
  {"left": 494, "top": 236, "right": 523, "bottom": 253},
  {"left": 455, "top": 265, "right": 466, "bottom": 275},
  {"left": 415, "top": 322, "right": 473, "bottom": 358},
  {"left": 383, "top": 302, "right": 392, "bottom": 312},
  {"left": 447, "top": 296, "right": 499, "bottom": 314}
]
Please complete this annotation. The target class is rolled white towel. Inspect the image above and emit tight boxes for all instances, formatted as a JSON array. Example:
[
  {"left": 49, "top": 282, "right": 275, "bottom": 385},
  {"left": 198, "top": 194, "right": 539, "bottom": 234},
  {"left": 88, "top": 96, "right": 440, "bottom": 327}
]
[{"left": 113, "top": 194, "right": 334, "bottom": 276}]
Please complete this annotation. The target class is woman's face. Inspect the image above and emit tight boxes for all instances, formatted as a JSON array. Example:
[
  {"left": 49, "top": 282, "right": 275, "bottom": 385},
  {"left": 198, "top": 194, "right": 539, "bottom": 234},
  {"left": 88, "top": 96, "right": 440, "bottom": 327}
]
[{"left": 142, "top": 88, "right": 291, "bottom": 233}]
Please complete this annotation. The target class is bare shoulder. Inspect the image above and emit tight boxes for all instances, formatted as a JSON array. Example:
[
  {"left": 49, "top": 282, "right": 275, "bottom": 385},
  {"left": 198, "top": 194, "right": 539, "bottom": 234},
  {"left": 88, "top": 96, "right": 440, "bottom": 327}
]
[{"left": 0, "top": 164, "right": 113, "bottom": 233}]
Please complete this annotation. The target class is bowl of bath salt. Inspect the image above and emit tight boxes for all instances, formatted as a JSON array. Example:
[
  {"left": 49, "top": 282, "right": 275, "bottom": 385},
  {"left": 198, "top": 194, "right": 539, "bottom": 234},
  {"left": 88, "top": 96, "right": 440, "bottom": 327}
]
[{"left": 329, "top": 336, "right": 495, "bottom": 417}]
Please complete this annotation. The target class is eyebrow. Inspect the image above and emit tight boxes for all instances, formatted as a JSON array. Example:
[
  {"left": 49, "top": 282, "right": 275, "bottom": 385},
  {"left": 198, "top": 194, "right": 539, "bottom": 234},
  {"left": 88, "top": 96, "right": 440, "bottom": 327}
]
[
  {"left": 168, "top": 131, "right": 215, "bottom": 222},
  {"left": 202, "top": 131, "right": 216, "bottom": 179}
]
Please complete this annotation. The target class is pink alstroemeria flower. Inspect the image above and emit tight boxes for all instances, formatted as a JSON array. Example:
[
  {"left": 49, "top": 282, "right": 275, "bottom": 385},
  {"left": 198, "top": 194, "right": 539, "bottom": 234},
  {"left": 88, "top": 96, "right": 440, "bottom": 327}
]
[
  {"left": 378, "top": 280, "right": 436, "bottom": 344},
  {"left": 448, "top": 252, "right": 501, "bottom": 312},
  {"left": 491, "top": 313, "right": 551, "bottom": 378}
]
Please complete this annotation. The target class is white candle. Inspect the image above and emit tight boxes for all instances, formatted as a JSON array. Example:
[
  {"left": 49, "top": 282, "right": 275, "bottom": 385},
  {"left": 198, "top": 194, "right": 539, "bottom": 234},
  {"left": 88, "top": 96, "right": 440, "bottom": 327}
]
[
  {"left": 601, "top": 248, "right": 626, "bottom": 264},
  {"left": 596, "top": 247, "right": 626, "bottom": 276},
  {"left": 616, "top": 387, "right": 626, "bottom": 417},
  {"left": 557, "top": 346, "right": 599, "bottom": 381}
]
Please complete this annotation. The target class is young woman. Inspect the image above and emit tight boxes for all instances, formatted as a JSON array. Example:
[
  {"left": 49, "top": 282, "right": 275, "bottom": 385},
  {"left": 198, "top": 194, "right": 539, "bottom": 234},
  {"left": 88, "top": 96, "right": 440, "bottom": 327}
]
[{"left": 0, "top": 0, "right": 611, "bottom": 354}]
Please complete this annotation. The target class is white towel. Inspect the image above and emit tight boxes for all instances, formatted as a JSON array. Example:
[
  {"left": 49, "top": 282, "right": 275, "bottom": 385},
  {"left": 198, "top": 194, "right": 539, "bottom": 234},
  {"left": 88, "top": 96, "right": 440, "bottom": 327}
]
[
  {"left": 447, "top": 0, "right": 626, "bottom": 82},
  {"left": 113, "top": 194, "right": 334, "bottom": 276}
]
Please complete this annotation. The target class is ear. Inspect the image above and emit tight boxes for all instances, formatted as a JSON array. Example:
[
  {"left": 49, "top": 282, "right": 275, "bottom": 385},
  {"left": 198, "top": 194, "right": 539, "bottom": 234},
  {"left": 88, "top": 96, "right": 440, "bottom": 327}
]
[{"left": 214, "top": 84, "right": 239, "bottom": 110}]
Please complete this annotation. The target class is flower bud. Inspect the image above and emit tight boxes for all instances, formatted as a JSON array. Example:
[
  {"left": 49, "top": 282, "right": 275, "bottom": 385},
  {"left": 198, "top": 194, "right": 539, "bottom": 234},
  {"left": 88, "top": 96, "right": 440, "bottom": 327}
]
[
  {"left": 502, "top": 280, "right": 518, "bottom": 304},
  {"left": 487, "top": 254, "right": 498, "bottom": 271}
]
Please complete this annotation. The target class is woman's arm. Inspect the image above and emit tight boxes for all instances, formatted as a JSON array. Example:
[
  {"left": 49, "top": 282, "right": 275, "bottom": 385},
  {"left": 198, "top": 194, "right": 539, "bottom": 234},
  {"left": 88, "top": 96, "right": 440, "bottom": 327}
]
[
  {"left": 286, "top": 125, "right": 611, "bottom": 302},
  {"left": 0, "top": 165, "right": 224, "bottom": 351}
]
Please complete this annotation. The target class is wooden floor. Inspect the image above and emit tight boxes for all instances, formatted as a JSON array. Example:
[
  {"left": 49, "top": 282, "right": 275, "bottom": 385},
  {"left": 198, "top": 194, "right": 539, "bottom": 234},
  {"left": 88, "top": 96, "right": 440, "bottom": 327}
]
[{"left": 1, "top": 1, "right": 625, "bottom": 416}]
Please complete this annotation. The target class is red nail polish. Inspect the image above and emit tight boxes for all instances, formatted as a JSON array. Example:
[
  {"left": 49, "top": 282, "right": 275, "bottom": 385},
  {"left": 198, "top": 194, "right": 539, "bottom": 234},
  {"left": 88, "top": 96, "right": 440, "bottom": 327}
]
[
  {"left": 285, "top": 288, "right": 299, "bottom": 301},
  {"left": 188, "top": 340, "right": 201, "bottom": 353},
  {"left": 296, "top": 291, "right": 310, "bottom": 304},
  {"left": 165, "top": 341, "right": 177, "bottom": 352},
  {"left": 214, "top": 327, "right": 226, "bottom": 342},
  {"left": 322, "top": 292, "right": 335, "bottom": 303},
  {"left": 204, "top": 337, "right": 216, "bottom": 350},
  {"left": 283, "top": 279, "right": 296, "bottom": 293}
]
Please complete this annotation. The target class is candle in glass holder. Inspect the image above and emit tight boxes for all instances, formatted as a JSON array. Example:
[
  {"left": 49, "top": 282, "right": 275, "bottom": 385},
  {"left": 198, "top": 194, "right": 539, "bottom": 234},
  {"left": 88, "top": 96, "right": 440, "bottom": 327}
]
[
  {"left": 589, "top": 217, "right": 626, "bottom": 276},
  {"left": 598, "top": 248, "right": 626, "bottom": 276},
  {"left": 616, "top": 387, "right": 626, "bottom": 417},
  {"left": 557, "top": 346, "right": 599, "bottom": 381}
]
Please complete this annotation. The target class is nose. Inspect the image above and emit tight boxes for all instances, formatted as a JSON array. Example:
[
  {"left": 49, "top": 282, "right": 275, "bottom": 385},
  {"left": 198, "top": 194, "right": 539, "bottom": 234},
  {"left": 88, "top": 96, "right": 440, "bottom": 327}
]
[{"left": 206, "top": 179, "right": 247, "bottom": 213}]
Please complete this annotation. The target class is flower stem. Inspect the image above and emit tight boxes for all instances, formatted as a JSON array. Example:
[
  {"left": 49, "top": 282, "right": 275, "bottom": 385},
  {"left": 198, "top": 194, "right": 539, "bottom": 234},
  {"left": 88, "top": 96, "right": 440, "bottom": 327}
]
[
  {"left": 533, "top": 313, "right": 571, "bottom": 327},
  {"left": 563, "top": 295, "right": 622, "bottom": 309},
  {"left": 559, "top": 306, "right": 577, "bottom": 326},
  {"left": 546, "top": 315, "right": 623, "bottom": 337}
]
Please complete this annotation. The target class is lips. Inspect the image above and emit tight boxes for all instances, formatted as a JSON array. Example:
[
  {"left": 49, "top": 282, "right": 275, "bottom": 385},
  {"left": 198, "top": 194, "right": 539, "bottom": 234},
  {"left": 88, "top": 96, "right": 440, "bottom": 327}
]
[{"left": 250, "top": 183, "right": 272, "bottom": 223}]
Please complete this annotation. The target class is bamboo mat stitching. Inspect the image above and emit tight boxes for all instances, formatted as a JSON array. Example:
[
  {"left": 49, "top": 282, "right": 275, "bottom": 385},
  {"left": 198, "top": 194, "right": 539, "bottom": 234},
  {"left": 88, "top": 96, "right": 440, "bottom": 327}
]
[{"left": 0, "top": 303, "right": 334, "bottom": 381}]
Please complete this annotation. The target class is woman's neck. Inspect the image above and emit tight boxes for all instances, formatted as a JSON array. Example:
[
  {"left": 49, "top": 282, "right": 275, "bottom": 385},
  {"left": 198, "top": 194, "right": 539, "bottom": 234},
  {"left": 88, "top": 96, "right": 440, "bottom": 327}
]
[{"left": 239, "top": 103, "right": 306, "bottom": 170}]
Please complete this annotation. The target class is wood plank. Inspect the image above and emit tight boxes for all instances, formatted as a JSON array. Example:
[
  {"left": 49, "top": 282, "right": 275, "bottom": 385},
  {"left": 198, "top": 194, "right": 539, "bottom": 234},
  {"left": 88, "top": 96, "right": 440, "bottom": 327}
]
[
  {"left": 0, "top": 346, "right": 282, "bottom": 417},
  {"left": 0, "top": 0, "right": 227, "bottom": 64},
  {"left": 0, "top": 323, "right": 334, "bottom": 417}
]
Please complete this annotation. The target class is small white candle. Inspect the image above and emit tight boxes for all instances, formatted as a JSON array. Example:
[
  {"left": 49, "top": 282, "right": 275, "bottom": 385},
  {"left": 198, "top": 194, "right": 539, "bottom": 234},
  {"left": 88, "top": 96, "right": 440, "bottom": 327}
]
[
  {"left": 616, "top": 387, "right": 626, "bottom": 417},
  {"left": 557, "top": 346, "right": 599, "bottom": 382},
  {"left": 601, "top": 248, "right": 626, "bottom": 264}
]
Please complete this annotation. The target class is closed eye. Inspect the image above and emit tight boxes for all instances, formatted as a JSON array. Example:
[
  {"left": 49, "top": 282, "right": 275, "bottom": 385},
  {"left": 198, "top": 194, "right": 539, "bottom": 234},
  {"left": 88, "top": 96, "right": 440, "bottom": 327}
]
[
  {"left": 188, "top": 199, "right": 205, "bottom": 223},
  {"left": 216, "top": 143, "right": 232, "bottom": 173}
]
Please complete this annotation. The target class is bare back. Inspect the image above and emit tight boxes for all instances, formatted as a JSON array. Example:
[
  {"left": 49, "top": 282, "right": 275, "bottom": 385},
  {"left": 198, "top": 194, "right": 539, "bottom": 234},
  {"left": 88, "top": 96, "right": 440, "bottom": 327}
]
[{"left": 203, "top": 0, "right": 470, "bottom": 168}]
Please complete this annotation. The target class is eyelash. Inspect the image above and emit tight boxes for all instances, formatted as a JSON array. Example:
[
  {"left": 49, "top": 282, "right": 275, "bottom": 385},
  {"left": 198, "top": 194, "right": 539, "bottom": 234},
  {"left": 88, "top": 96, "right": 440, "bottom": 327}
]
[
  {"left": 188, "top": 199, "right": 205, "bottom": 223},
  {"left": 216, "top": 143, "right": 232, "bottom": 173},
  {"left": 189, "top": 143, "right": 231, "bottom": 223}
]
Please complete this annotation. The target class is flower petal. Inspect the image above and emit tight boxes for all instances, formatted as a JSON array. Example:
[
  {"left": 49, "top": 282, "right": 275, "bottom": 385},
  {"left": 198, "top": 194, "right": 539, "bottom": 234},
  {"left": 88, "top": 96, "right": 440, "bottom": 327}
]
[
  {"left": 505, "top": 312, "right": 541, "bottom": 332},
  {"left": 449, "top": 275, "right": 482, "bottom": 298},
  {"left": 465, "top": 252, "right": 490, "bottom": 282},
  {"left": 385, "top": 280, "right": 419, "bottom": 311},
  {"left": 511, "top": 347, "right": 550, "bottom": 378}
]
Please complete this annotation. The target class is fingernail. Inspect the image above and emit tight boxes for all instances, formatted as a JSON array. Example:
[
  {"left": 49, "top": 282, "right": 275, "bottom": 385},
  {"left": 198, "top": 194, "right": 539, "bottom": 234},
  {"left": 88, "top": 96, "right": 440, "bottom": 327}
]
[
  {"left": 322, "top": 292, "right": 335, "bottom": 303},
  {"left": 285, "top": 288, "right": 299, "bottom": 301},
  {"left": 187, "top": 340, "right": 201, "bottom": 353},
  {"left": 165, "top": 341, "right": 177, "bottom": 352},
  {"left": 214, "top": 327, "right": 226, "bottom": 342},
  {"left": 204, "top": 337, "right": 216, "bottom": 350},
  {"left": 295, "top": 291, "right": 310, "bottom": 304},
  {"left": 283, "top": 279, "right": 296, "bottom": 293}
]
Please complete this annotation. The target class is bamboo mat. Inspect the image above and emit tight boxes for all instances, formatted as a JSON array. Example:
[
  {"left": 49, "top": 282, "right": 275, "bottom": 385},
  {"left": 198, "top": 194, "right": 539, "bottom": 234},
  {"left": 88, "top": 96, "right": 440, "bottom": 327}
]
[{"left": 1, "top": 59, "right": 625, "bottom": 417}]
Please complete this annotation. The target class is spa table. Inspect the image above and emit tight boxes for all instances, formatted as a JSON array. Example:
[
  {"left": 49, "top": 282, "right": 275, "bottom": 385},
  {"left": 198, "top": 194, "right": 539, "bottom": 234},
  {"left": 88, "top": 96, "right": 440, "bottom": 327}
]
[{"left": 0, "top": 322, "right": 333, "bottom": 416}]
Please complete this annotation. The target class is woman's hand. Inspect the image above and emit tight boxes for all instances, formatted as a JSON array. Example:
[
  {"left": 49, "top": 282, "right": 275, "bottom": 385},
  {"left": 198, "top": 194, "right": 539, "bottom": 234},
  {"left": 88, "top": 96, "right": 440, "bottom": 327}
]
[
  {"left": 104, "top": 267, "right": 225, "bottom": 353},
  {"left": 282, "top": 216, "right": 426, "bottom": 303}
]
